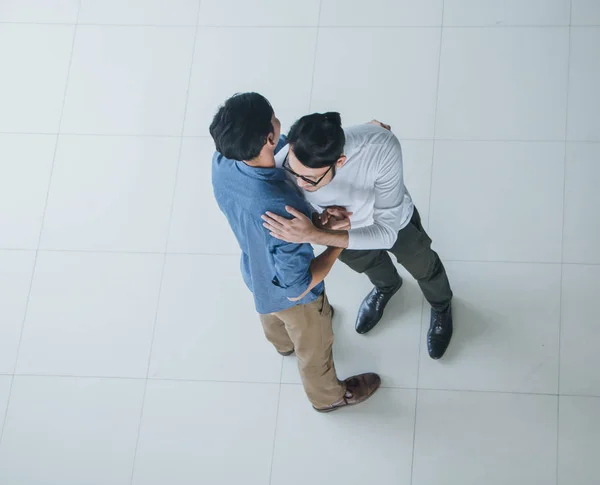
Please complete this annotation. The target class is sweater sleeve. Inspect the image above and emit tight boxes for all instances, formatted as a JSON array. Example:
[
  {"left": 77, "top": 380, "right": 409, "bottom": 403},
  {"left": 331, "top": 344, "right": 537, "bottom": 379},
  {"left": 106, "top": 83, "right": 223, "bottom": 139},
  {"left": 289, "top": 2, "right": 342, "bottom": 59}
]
[{"left": 347, "top": 135, "right": 406, "bottom": 250}]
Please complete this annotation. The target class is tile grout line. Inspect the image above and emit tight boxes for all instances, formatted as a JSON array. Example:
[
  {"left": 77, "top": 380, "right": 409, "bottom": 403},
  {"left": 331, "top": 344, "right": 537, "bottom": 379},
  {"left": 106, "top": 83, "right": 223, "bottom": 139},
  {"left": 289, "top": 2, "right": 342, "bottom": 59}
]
[
  {"left": 267, "top": 2, "right": 322, "bottom": 480},
  {"left": 556, "top": 3, "right": 573, "bottom": 484},
  {"left": 411, "top": 4, "right": 445, "bottom": 484},
  {"left": 409, "top": 298, "right": 426, "bottom": 485},
  {"left": 3, "top": 371, "right": 599, "bottom": 398},
  {"left": 0, "top": 0, "right": 83, "bottom": 449},
  {"left": 4, "top": 247, "right": 600, "bottom": 267},
  {"left": 3, "top": 132, "right": 600, "bottom": 144},
  {"left": 1, "top": 22, "right": 596, "bottom": 28},
  {"left": 307, "top": 0, "right": 323, "bottom": 113},
  {"left": 127, "top": 2, "right": 203, "bottom": 483},
  {"left": 267, "top": 357, "right": 286, "bottom": 485}
]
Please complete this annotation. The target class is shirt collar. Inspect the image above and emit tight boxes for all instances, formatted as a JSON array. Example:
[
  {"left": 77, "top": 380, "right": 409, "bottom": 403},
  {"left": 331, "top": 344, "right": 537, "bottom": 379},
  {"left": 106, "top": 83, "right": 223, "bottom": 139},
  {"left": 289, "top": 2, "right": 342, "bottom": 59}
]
[{"left": 235, "top": 160, "right": 288, "bottom": 182}]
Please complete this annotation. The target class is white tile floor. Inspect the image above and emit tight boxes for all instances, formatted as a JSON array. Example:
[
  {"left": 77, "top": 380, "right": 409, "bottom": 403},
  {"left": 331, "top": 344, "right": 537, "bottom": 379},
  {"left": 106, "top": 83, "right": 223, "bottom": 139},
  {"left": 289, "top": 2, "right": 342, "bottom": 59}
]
[{"left": 0, "top": 1, "right": 599, "bottom": 484}]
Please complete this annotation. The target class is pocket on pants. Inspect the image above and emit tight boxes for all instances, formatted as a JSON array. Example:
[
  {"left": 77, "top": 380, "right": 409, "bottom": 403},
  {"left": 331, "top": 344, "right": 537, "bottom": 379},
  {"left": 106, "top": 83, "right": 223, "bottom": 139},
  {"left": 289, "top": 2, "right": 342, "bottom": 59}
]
[
  {"left": 317, "top": 294, "right": 335, "bottom": 349},
  {"left": 392, "top": 220, "right": 432, "bottom": 257},
  {"left": 316, "top": 292, "right": 330, "bottom": 316}
]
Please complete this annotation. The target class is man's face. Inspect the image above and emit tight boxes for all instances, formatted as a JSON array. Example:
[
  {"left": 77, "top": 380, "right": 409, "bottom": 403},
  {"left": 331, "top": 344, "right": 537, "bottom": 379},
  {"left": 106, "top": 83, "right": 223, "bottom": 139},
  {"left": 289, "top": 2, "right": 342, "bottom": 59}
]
[{"left": 286, "top": 147, "right": 345, "bottom": 192}]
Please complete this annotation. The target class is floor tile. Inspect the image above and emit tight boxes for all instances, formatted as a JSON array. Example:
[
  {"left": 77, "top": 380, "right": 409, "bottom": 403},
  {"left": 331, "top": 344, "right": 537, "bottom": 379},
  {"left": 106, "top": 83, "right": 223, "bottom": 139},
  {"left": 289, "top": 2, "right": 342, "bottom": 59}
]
[
  {"left": 0, "top": 251, "right": 35, "bottom": 375},
  {"left": 199, "top": 0, "right": 320, "bottom": 26},
  {"left": 0, "top": 25, "right": 74, "bottom": 133},
  {"left": 319, "top": 0, "right": 443, "bottom": 26},
  {"left": 78, "top": 0, "right": 200, "bottom": 25},
  {"left": 400, "top": 140, "right": 434, "bottom": 229},
  {"left": 429, "top": 141, "right": 564, "bottom": 262},
  {"left": 563, "top": 143, "right": 600, "bottom": 263},
  {"left": 271, "top": 386, "right": 416, "bottom": 485},
  {"left": 436, "top": 27, "right": 569, "bottom": 140},
  {"left": 567, "top": 28, "right": 600, "bottom": 141},
  {"left": 0, "top": 376, "right": 11, "bottom": 436},
  {"left": 0, "top": 0, "right": 596, "bottom": 479},
  {"left": 571, "top": 0, "right": 600, "bottom": 25},
  {"left": 560, "top": 264, "right": 600, "bottom": 396},
  {"left": 418, "top": 262, "right": 561, "bottom": 394},
  {"left": 132, "top": 380, "right": 278, "bottom": 485},
  {"left": 16, "top": 252, "right": 163, "bottom": 378},
  {"left": 0, "top": 0, "right": 79, "bottom": 23},
  {"left": 167, "top": 137, "right": 239, "bottom": 254},
  {"left": 558, "top": 395, "right": 600, "bottom": 485},
  {"left": 282, "top": 264, "right": 422, "bottom": 388},
  {"left": 311, "top": 27, "right": 441, "bottom": 139},
  {"left": 149, "top": 254, "right": 282, "bottom": 382},
  {"left": 40, "top": 136, "right": 179, "bottom": 252},
  {"left": 443, "top": 0, "right": 570, "bottom": 26},
  {"left": 61, "top": 26, "right": 195, "bottom": 135},
  {"left": 412, "top": 390, "right": 557, "bottom": 485},
  {"left": 184, "top": 27, "right": 317, "bottom": 135},
  {"left": 0, "top": 135, "right": 55, "bottom": 249},
  {"left": 0, "top": 376, "right": 144, "bottom": 485}
]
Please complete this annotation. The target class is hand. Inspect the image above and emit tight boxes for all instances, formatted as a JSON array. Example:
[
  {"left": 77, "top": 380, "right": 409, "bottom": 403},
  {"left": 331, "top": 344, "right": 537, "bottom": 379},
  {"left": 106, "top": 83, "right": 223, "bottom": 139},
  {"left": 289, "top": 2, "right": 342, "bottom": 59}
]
[
  {"left": 326, "top": 217, "right": 351, "bottom": 231},
  {"left": 321, "top": 206, "right": 352, "bottom": 231},
  {"left": 262, "top": 206, "right": 318, "bottom": 244},
  {"left": 368, "top": 119, "right": 391, "bottom": 131}
]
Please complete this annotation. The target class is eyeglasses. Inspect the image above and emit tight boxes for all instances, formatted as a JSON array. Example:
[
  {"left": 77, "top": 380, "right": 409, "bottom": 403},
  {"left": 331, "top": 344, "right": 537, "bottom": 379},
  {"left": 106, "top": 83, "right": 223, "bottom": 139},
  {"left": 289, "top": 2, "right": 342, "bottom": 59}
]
[{"left": 282, "top": 154, "right": 335, "bottom": 187}]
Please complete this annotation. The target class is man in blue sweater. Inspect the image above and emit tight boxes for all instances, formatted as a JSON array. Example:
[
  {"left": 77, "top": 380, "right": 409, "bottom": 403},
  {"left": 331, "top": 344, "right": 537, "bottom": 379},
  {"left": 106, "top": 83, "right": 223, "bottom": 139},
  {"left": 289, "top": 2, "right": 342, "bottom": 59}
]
[{"left": 210, "top": 93, "right": 380, "bottom": 412}]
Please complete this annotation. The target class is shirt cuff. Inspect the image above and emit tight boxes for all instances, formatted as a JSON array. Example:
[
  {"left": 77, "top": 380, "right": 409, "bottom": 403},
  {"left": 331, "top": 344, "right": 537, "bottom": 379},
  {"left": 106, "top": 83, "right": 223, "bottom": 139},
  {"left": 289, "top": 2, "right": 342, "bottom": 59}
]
[{"left": 272, "top": 272, "right": 311, "bottom": 299}]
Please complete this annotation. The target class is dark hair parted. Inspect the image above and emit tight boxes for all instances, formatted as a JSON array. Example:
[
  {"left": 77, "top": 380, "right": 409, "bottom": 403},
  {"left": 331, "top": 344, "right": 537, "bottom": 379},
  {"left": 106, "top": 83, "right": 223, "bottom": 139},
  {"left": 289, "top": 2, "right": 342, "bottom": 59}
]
[
  {"left": 209, "top": 92, "right": 274, "bottom": 161},
  {"left": 287, "top": 112, "right": 345, "bottom": 169}
]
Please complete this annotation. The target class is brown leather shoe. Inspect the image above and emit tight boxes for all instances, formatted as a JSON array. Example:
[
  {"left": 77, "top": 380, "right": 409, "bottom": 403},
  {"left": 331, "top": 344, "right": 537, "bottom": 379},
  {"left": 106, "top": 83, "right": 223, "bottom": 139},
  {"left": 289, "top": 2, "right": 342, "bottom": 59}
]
[{"left": 314, "top": 373, "right": 381, "bottom": 413}]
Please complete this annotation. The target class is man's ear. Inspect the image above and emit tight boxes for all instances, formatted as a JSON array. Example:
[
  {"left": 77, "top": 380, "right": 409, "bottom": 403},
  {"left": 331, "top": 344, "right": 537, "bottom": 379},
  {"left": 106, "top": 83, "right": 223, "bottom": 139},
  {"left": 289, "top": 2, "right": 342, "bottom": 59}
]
[
  {"left": 336, "top": 155, "right": 347, "bottom": 168},
  {"left": 266, "top": 131, "right": 277, "bottom": 148}
]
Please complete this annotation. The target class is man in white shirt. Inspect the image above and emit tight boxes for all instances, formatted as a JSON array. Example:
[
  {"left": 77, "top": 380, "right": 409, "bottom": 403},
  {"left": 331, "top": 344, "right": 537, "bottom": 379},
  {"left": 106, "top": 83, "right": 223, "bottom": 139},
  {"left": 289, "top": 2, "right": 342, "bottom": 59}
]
[{"left": 262, "top": 112, "right": 453, "bottom": 359}]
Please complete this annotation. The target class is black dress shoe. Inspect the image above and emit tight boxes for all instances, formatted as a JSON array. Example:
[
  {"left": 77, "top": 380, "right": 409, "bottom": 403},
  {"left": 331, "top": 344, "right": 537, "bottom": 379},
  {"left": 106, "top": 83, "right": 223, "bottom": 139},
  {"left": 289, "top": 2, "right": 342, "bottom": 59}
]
[
  {"left": 355, "top": 280, "right": 402, "bottom": 334},
  {"left": 427, "top": 305, "right": 453, "bottom": 359}
]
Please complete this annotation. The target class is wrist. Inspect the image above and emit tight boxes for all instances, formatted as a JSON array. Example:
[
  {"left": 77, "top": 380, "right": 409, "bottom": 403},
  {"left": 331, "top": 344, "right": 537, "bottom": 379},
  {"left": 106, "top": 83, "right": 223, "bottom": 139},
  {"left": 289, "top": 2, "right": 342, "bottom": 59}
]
[
  {"left": 309, "top": 226, "right": 327, "bottom": 244},
  {"left": 312, "top": 228, "right": 349, "bottom": 249}
]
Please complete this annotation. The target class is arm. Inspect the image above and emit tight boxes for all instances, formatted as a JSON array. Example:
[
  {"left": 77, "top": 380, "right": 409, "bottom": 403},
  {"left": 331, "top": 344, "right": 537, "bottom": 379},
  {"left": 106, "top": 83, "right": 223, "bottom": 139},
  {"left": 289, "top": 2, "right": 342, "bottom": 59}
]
[
  {"left": 309, "top": 212, "right": 351, "bottom": 248},
  {"left": 347, "top": 135, "right": 406, "bottom": 250},
  {"left": 263, "top": 206, "right": 350, "bottom": 248},
  {"left": 288, "top": 246, "right": 343, "bottom": 301},
  {"left": 308, "top": 228, "right": 349, "bottom": 249},
  {"left": 271, "top": 239, "right": 340, "bottom": 301}
]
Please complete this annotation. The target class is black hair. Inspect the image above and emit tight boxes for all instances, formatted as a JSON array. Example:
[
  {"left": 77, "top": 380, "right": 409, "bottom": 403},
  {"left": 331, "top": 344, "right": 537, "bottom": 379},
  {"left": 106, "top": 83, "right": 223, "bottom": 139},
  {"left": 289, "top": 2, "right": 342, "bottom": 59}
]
[
  {"left": 209, "top": 92, "right": 274, "bottom": 161},
  {"left": 287, "top": 112, "right": 345, "bottom": 169}
]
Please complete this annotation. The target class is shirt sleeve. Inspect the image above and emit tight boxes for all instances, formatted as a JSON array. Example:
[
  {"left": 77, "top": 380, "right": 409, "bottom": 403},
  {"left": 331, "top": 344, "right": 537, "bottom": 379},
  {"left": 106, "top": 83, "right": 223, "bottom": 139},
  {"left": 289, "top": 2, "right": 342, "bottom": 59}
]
[
  {"left": 271, "top": 241, "right": 314, "bottom": 299},
  {"left": 347, "top": 135, "right": 406, "bottom": 250}
]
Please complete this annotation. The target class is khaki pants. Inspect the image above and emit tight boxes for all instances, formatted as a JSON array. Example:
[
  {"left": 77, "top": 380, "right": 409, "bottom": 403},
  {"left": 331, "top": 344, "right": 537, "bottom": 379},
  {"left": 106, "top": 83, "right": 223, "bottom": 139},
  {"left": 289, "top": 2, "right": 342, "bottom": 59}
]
[{"left": 259, "top": 293, "right": 346, "bottom": 408}]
